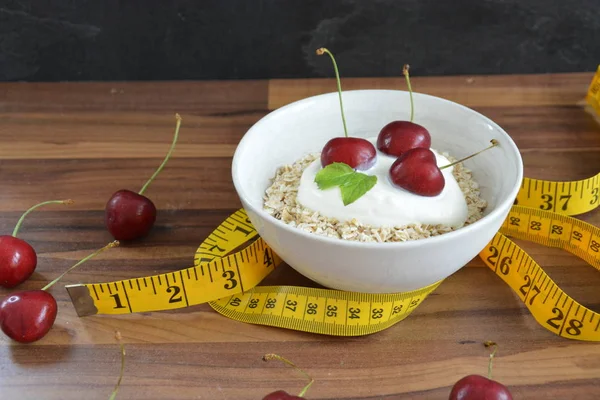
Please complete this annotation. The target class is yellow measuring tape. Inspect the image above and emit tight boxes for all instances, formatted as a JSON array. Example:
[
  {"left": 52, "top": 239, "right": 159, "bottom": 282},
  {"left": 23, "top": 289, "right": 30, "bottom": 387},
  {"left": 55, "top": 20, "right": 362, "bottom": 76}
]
[
  {"left": 65, "top": 70, "right": 600, "bottom": 340},
  {"left": 586, "top": 65, "right": 600, "bottom": 117},
  {"left": 64, "top": 173, "right": 600, "bottom": 339}
]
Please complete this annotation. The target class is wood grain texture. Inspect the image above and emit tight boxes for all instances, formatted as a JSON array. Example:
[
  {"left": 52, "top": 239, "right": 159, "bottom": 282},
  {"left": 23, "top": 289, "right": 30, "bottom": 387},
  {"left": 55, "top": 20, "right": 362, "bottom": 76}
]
[
  {"left": 1, "top": 73, "right": 600, "bottom": 400},
  {"left": 268, "top": 73, "right": 594, "bottom": 110}
]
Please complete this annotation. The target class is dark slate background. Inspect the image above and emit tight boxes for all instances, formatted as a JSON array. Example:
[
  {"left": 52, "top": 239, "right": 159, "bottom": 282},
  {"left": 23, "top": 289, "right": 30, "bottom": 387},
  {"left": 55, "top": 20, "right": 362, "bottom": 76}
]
[{"left": 1, "top": 0, "right": 598, "bottom": 82}]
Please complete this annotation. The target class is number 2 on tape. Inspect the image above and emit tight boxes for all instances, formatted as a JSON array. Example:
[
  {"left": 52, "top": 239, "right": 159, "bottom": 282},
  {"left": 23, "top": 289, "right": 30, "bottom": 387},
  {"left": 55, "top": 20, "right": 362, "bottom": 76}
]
[{"left": 66, "top": 210, "right": 281, "bottom": 316}]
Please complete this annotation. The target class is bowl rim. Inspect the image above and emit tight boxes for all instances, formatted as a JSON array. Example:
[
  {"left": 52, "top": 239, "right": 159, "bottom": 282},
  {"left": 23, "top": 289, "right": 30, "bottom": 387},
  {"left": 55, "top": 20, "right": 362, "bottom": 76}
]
[{"left": 232, "top": 89, "right": 524, "bottom": 249}]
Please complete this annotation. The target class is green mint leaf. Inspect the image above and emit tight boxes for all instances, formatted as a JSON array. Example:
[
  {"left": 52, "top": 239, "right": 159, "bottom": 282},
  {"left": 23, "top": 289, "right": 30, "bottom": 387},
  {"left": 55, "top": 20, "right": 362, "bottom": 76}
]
[
  {"left": 314, "top": 162, "right": 377, "bottom": 206},
  {"left": 314, "top": 162, "right": 356, "bottom": 189},
  {"left": 339, "top": 173, "right": 377, "bottom": 205}
]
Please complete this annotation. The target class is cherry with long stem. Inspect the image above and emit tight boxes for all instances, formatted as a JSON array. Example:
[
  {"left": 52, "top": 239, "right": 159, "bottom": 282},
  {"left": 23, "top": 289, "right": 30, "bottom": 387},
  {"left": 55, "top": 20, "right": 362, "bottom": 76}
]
[
  {"left": 105, "top": 114, "right": 182, "bottom": 241},
  {"left": 389, "top": 139, "right": 499, "bottom": 197},
  {"left": 315, "top": 48, "right": 376, "bottom": 171},
  {"left": 376, "top": 64, "right": 431, "bottom": 157},
  {"left": 0, "top": 199, "right": 73, "bottom": 288}
]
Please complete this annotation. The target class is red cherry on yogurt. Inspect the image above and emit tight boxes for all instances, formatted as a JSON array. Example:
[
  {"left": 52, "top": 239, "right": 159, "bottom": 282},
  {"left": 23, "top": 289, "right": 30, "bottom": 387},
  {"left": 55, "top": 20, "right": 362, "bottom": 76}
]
[
  {"left": 389, "top": 139, "right": 500, "bottom": 197},
  {"left": 321, "top": 137, "right": 376, "bottom": 170},
  {"left": 377, "top": 120, "right": 431, "bottom": 157},
  {"left": 389, "top": 147, "right": 445, "bottom": 196},
  {"left": 0, "top": 199, "right": 73, "bottom": 288},
  {"left": 316, "top": 47, "right": 377, "bottom": 171},
  {"left": 377, "top": 64, "right": 431, "bottom": 157}
]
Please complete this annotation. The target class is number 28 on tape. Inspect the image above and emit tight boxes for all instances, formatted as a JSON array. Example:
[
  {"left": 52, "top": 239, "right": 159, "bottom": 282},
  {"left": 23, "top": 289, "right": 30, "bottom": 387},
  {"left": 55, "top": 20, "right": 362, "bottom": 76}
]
[{"left": 483, "top": 204, "right": 600, "bottom": 341}]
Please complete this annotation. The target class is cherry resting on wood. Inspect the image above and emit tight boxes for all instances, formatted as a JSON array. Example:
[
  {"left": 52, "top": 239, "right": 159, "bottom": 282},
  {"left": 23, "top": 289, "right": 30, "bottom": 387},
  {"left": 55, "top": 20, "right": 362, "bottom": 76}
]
[
  {"left": 0, "top": 241, "right": 119, "bottom": 343},
  {"left": 105, "top": 189, "right": 157, "bottom": 241},
  {"left": 0, "top": 290, "right": 57, "bottom": 343},
  {"left": 263, "top": 390, "right": 304, "bottom": 400},
  {"left": 105, "top": 114, "right": 182, "bottom": 241},
  {"left": 377, "top": 64, "right": 431, "bottom": 157},
  {"left": 262, "top": 353, "right": 314, "bottom": 399},
  {"left": 0, "top": 199, "right": 73, "bottom": 288},
  {"left": 449, "top": 341, "right": 513, "bottom": 400},
  {"left": 316, "top": 48, "right": 376, "bottom": 171},
  {"left": 450, "top": 375, "right": 513, "bottom": 400}
]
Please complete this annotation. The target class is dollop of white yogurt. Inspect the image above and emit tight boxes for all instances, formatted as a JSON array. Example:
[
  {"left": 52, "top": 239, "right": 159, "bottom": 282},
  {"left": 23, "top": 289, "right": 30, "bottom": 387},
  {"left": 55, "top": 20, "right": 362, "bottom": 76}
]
[{"left": 296, "top": 137, "right": 468, "bottom": 228}]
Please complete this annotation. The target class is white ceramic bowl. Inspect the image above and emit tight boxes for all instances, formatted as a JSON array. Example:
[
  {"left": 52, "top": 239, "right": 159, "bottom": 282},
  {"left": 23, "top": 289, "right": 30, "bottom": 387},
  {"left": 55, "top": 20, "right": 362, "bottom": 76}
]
[{"left": 231, "top": 90, "right": 523, "bottom": 293}]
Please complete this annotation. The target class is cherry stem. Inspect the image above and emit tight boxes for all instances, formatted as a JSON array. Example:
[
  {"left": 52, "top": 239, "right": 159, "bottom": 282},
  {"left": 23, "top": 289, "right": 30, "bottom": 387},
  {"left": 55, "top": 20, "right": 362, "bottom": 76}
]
[
  {"left": 263, "top": 353, "right": 314, "bottom": 397},
  {"left": 403, "top": 64, "right": 414, "bottom": 122},
  {"left": 138, "top": 113, "right": 182, "bottom": 196},
  {"left": 439, "top": 139, "right": 499, "bottom": 170},
  {"left": 12, "top": 199, "right": 74, "bottom": 237},
  {"left": 316, "top": 48, "right": 349, "bottom": 138},
  {"left": 109, "top": 331, "right": 126, "bottom": 400},
  {"left": 484, "top": 341, "right": 498, "bottom": 380},
  {"left": 41, "top": 240, "right": 119, "bottom": 291}
]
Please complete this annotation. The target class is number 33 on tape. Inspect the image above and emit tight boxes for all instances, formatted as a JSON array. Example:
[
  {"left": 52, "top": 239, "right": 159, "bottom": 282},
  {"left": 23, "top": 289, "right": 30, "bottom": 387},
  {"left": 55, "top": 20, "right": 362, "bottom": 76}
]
[{"left": 66, "top": 173, "right": 600, "bottom": 340}]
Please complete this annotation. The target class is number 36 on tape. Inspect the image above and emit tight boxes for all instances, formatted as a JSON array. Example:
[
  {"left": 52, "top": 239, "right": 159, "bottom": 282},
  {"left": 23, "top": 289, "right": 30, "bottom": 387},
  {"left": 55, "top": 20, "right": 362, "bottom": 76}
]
[{"left": 66, "top": 172, "right": 600, "bottom": 339}]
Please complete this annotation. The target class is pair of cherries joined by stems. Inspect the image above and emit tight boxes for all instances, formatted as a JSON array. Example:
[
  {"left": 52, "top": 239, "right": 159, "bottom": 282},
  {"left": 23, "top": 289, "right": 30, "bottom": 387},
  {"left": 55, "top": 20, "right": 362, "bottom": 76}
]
[
  {"left": 316, "top": 48, "right": 498, "bottom": 197},
  {"left": 0, "top": 114, "right": 183, "bottom": 343},
  {"left": 262, "top": 343, "right": 513, "bottom": 400}
]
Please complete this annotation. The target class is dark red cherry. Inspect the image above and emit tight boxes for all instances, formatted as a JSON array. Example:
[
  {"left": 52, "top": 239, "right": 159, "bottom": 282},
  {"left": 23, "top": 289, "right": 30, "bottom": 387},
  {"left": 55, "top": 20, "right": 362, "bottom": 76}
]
[
  {"left": 376, "top": 120, "right": 431, "bottom": 157},
  {"left": 0, "top": 236, "right": 37, "bottom": 288},
  {"left": 263, "top": 390, "right": 303, "bottom": 400},
  {"left": 0, "top": 199, "right": 73, "bottom": 288},
  {"left": 315, "top": 48, "right": 377, "bottom": 171},
  {"left": 389, "top": 147, "right": 445, "bottom": 196},
  {"left": 105, "top": 189, "right": 157, "bottom": 241},
  {"left": 449, "top": 374, "right": 513, "bottom": 400},
  {"left": 0, "top": 290, "right": 57, "bottom": 343},
  {"left": 104, "top": 114, "right": 182, "bottom": 241},
  {"left": 321, "top": 137, "right": 377, "bottom": 170},
  {"left": 378, "top": 64, "right": 431, "bottom": 157}
]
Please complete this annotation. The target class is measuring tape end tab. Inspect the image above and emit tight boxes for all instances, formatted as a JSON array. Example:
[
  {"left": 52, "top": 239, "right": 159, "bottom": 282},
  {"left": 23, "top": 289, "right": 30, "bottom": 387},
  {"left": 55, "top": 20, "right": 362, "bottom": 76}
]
[
  {"left": 65, "top": 284, "right": 98, "bottom": 317},
  {"left": 584, "top": 66, "right": 600, "bottom": 122}
]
